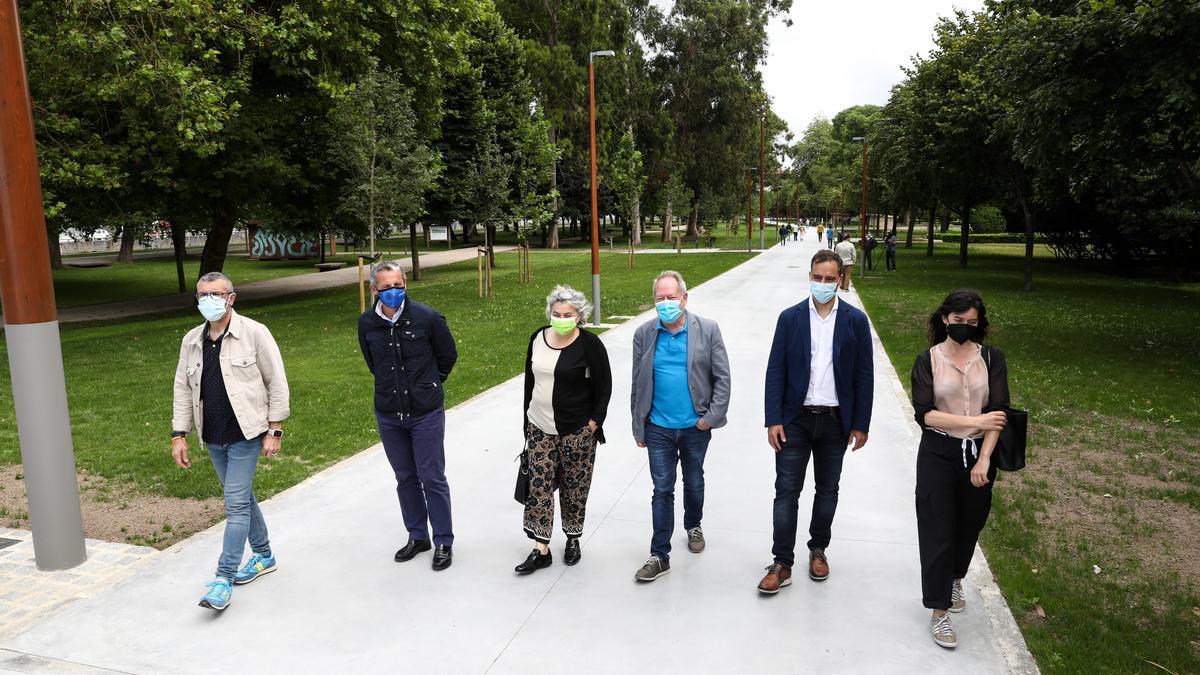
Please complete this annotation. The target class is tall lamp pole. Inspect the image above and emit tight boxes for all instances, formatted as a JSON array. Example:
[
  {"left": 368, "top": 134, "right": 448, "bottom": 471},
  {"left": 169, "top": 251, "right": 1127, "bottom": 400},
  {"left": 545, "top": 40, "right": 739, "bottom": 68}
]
[
  {"left": 745, "top": 167, "right": 754, "bottom": 254},
  {"left": 587, "top": 49, "right": 614, "bottom": 326},
  {"left": 0, "top": 0, "right": 86, "bottom": 570},
  {"left": 758, "top": 105, "right": 765, "bottom": 250},
  {"left": 853, "top": 136, "right": 868, "bottom": 277}
]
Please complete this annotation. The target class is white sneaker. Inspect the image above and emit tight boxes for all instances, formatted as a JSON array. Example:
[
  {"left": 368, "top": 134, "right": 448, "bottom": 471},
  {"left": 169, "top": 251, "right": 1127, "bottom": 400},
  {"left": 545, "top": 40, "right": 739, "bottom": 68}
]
[{"left": 931, "top": 613, "right": 958, "bottom": 649}]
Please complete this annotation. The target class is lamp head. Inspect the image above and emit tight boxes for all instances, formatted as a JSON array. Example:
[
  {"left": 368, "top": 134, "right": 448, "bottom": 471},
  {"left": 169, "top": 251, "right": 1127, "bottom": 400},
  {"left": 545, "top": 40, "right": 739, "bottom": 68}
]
[
  {"left": 852, "top": 136, "right": 865, "bottom": 142},
  {"left": 590, "top": 50, "right": 616, "bottom": 63}
]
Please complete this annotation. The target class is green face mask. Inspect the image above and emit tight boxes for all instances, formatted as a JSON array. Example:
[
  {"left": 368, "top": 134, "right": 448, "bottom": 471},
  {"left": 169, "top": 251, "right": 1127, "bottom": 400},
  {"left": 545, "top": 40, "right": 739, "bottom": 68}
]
[{"left": 549, "top": 316, "right": 577, "bottom": 335}]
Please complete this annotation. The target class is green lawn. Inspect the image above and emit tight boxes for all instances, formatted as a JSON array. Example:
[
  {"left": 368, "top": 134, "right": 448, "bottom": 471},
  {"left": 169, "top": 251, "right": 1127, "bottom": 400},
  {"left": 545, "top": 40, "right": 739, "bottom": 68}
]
[
  {"left": 42, "top": 254, "right": 362, "bottom": 309},
  {"left": 854, "top": 242, "right": 1200, "bottom": 674},
  {"left": 0, "top": 250, "right": 755, "bottom": 502}
]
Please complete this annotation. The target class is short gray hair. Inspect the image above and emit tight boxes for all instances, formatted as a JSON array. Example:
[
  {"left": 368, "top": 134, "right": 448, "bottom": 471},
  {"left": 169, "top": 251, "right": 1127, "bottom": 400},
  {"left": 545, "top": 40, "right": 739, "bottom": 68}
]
[
  {"left": 652, "top": 270, "right": 687, "bottom": 296},
  {"left": 544, "top": 284, "right": 591, "bottom": 325},
  {"left": 197, "top": 271, "right": 234, "bottom": 294},
  {"left": 370, "top": 260, "right": 407, "bottom": 286}
]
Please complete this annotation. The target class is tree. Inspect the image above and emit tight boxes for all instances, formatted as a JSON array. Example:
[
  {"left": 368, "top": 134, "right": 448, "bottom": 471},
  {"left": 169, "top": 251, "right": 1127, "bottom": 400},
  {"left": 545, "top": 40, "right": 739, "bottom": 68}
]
[{"left": 329, "top": 67, "right": 439, "bottom": 272}]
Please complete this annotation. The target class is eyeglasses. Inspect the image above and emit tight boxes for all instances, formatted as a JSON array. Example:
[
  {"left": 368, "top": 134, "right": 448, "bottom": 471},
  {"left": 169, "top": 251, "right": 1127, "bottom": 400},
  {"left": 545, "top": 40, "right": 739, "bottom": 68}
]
[{"left": 196, "top": 291, "right": 232, "bottom": 301}]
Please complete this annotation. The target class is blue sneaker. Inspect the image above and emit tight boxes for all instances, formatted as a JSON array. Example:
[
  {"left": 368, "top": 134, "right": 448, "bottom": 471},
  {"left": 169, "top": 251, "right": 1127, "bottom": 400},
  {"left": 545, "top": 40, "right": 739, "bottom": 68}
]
[
  {"left": 199, "top": 577, "right": 232, "bottom": 611},
  {"left": 233, "top": 553, "right": 277, "bottom": 585}
]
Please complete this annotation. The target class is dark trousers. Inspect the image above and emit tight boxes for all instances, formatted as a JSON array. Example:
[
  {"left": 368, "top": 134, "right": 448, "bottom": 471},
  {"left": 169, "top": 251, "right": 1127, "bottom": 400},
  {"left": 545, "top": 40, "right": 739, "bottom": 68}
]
[
  {"left": 377, "top": 409, "right": 454, "bottom": 546},
  {"left": 865, "top": 249, "right": 874, "bottom": 270},
  {"left": 772, "top": 410, "right": 847, "bottom": 567},
  {"left": 916, "top": 430, "right": 996, "bottom": 609},
  {"left": 886, "top": 249, "right": 896, "bottom": 271},
  {"left": 645, "top": 422, "right": 712, "bottom": 561}
]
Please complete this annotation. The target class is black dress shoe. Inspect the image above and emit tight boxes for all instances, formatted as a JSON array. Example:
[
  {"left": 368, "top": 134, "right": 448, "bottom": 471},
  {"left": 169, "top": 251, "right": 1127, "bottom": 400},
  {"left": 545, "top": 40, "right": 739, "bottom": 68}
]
[
  {"left": 394, "top": 538, "right": 431, "bottom": 562},
  {"left": 514, "top": 548, "right": 553, "bottom": 575},
  {"left": 432, "top": 545, "right": 453, "bottom": 571},
  {"left": 563, "top": 537, "right": 582, "bottom": 566}
]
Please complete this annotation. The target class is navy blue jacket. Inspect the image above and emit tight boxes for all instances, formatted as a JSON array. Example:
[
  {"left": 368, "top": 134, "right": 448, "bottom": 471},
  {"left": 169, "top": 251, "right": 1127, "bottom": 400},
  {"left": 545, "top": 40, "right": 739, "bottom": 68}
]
[
  {"left": 358, "top": 299, "right": 458, "bottom": 418},
  {"left": 763, "top": 298, "right": 874, "bottom": 436}
]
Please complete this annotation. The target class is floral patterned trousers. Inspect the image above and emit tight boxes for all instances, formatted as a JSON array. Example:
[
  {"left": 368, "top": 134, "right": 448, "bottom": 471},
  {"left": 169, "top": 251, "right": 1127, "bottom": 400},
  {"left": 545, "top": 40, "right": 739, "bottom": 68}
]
[{"left": 523, "top": 423, "right": 597, "bottom": 543}]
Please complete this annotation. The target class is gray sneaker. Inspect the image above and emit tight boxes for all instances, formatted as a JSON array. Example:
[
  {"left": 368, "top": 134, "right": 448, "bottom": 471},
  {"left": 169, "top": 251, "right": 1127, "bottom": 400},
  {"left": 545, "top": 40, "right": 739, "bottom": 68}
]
[
  {"left": 634, "top": 556, "right": 670, "bottom": 582},
  {"left": 950, "top": 579, "right": 966, "bottom": 613},
  {"left": 687, "top": 527, "right": 705, "bottom": 553},
  {"left": 931, "top": 613, "right": 958, "bottom": 649}
]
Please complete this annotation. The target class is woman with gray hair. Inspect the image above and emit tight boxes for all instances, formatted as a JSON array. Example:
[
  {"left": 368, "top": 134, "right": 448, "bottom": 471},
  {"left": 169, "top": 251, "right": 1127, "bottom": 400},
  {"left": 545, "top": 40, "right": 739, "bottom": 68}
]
[{"left": 515, "top": 285, "right": 612, "bottom": 574}]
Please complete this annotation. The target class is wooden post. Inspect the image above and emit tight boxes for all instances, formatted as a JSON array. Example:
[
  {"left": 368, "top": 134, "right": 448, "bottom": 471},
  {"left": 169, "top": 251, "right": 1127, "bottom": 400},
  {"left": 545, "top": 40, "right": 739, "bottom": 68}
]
[{"left": 477, "top": 247, "right": 484, "bottom": 298}]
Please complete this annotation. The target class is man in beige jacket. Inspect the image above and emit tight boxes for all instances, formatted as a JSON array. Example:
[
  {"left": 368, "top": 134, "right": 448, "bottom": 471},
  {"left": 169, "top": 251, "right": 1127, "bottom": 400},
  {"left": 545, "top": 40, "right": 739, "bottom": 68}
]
[{"left": 171, "top": 271, "right": 290, "bottom": 611}]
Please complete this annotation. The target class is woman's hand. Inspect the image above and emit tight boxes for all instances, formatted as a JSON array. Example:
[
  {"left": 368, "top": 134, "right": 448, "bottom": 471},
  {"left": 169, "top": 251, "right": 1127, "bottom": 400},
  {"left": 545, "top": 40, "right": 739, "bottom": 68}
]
[
  {"left": 970, "top": 456, "right": 991, "bottom": 487},
  {"left": 171, "top": 437, "right": 190, "bottom": 469},
  {"left": 974, "top": 411, "right": 1007, "bottom": 432},
  {"left": 587, "top": 419, "right": 597, "bottom": 433}
]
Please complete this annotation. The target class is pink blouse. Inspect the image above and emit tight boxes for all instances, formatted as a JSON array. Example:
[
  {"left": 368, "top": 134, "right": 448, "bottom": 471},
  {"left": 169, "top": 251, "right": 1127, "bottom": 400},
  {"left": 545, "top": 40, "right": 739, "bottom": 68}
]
[{"left": 929, "top": 343, "right": 989, "bottom": 439}]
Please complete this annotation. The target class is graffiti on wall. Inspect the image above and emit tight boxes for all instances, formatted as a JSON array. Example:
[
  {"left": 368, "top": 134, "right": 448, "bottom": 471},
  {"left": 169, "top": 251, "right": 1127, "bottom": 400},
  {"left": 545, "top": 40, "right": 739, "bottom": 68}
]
[{"left": 250, "top": 225, "right": 317, "bottom": 260}]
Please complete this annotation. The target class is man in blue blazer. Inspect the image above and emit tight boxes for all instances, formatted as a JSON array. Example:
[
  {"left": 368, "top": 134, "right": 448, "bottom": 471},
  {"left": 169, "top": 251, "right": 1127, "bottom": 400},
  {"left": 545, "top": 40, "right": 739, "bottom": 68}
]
[{"left": 757, "top": 249, "right": 874, "bottom": 594}]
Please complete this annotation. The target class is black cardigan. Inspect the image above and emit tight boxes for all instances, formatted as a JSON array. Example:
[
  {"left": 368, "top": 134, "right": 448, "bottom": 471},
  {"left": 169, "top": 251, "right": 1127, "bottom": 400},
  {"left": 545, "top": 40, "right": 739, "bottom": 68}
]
[
  {"left": 522, "top": 327, "right": 612, "bottom": 443},
  {"left": 910, "top": 344, "right": 1010, "bottom": 430}
]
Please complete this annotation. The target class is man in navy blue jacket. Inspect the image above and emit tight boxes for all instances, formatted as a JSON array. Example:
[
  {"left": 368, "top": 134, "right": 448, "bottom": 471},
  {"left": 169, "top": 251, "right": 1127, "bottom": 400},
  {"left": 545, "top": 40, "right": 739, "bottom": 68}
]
[
  {"left": 757, "top": 249, "right": 874, "bottom": 594},
  {"left": 358, "top": 260, "right": 459, "bottom": 571}
]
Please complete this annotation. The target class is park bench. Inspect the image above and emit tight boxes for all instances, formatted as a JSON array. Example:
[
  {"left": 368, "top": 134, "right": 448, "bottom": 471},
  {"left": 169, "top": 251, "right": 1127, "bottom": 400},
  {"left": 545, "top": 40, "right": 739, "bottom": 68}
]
[{"left": 314, "top": 262, "right": 347, "bottom": 272}]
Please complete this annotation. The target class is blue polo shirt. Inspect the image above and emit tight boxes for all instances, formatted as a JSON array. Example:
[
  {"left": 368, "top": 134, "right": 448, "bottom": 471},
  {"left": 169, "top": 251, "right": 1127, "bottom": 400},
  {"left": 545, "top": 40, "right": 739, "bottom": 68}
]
[{"left": 649, "top": 318, "right": 699, "bottom": 429}]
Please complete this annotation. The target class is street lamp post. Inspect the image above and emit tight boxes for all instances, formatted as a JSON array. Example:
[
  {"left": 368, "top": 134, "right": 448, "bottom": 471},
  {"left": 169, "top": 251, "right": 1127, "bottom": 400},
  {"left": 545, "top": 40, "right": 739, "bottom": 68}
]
[
  {"left": 0, "top": 0, "right": 87, "bottom": 570},
  {"left": 758, "top": 105, "right": 766, "bottom": 250},
  {"left": 852, "top": 136, "right": 868, "bottom": 277},
  {"left": 588, "top": 49, "right": 614, "bottom": 326},
  {"left": 746, "top": 167, "right": 754, "bottom": 254}
]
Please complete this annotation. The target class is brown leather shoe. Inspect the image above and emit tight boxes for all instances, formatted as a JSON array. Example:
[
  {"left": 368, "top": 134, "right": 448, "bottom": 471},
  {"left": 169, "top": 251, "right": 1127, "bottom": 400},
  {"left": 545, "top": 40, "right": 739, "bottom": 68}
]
[
  {"left": 757, "top": 563, "right": 792, "bottom": 594},
  {"left": 809, "top": 548, "right": 829, "bottom": 581}
]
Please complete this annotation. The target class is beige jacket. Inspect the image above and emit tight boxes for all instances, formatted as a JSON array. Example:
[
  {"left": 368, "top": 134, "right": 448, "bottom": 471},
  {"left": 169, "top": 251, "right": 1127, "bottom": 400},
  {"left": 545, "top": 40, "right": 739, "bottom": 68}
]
[
  {"left": 172, "top": 309, "right": 290, "bottom": 441},
  {"left": 835, "top": 240, "right": 856, "bottom": 265}
]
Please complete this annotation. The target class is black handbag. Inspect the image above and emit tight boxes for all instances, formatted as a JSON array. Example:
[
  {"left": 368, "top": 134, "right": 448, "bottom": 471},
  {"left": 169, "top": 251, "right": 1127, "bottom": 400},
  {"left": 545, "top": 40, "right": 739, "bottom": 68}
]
[
  {"left": 984, "top": 347, "right": 1028, "bottom": 472},
  {"left": 513, "top": 445, "right": 531, "bottom": 504}
]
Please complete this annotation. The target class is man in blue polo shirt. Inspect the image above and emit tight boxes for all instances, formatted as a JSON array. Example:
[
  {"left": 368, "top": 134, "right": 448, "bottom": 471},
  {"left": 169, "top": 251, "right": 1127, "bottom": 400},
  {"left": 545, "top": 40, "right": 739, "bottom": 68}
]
[{"left": 630, "top": 271, "right": 731, "bottom": 582}]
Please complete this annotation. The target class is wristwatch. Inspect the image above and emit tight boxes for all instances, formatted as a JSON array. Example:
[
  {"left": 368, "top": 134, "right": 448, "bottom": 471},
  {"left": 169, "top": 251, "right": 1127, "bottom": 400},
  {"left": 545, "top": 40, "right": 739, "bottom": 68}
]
[
  {"left": 171, "top": 431, "right": 187, "bottom": 439},
  {"left": 267, "top": 429, "right": 284, "bottom": 438}
]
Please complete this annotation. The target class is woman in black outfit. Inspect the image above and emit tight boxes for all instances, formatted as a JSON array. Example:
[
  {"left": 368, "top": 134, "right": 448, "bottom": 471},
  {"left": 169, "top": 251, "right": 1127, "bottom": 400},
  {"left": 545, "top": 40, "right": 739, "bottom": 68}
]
[
  {"left": 515, "top": 285, "right": 612, "bottom": 574},
  {"left": 910, "top": 289, "right": 1009, "bottom": 649}
]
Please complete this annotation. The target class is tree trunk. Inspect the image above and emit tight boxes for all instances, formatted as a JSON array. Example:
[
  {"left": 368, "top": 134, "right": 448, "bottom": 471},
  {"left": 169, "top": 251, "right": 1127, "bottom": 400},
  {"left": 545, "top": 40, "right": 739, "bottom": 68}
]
[
  {"left": 940, "top": 207, "right": 950, "bottom": 233},
  {"left": 959, "top": 199, "right": 972, "bottom": 268},
  {"left": 631, "top": 193, "right": 641, "bottom": 246},
  {"left": 171, "top": 220, "right": 187, "bottom": 293},
  {"left": 199, "top": 198, "right": 237, "bottom": 277},
  {"left": 686, "top": 199, "right": 700, "bottom": 240},
  {"left": 927, "top": 204, "right": 936, "bottom": 257},
  {"left": 46, "top": 221, "right": 63, "bottom": 269},
  {"left": 548, "top": 126, "right": 560, "bottom": 249},
  {"left": 1021, "top": 199, "right": 1036, "bottom": 292},
  {"left": 661, "top": 201, "right": 673, "bottom": 242},
  {"left": 116, "top": 225, "right": 136, "bottom": 264},
  {"left": 409, "top": 223, "right": 421, "bottom": 281},
  {"left": 904, "top": 205, "right": 915, "bottom": 248},
  {"left": 486, "top": 225, "right": 497, "bottom": 267}
]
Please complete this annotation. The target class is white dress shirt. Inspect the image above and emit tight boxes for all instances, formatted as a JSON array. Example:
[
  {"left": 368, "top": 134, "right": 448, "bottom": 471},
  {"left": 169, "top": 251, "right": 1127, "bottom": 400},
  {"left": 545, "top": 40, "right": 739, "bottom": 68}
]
[
  {"left": 803, "top": 297, "right": 840, "bottom": 406},
  {"left": 375, "top": 300, "right": 405, "bottom": 324}
]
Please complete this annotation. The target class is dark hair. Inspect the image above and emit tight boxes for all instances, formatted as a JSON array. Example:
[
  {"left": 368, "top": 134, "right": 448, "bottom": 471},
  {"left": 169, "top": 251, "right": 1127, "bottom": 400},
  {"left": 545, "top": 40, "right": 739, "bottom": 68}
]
[
  {"left": 927, "top": 288, "right": 989, "bottom": 344},
  {"left": 810, "top": 249, "right": 843, "bottom": 275}
]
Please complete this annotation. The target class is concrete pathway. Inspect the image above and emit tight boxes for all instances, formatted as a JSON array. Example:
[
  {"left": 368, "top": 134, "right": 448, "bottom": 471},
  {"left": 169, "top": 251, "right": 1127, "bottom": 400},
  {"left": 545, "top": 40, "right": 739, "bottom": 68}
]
[
  {"left": 0, "top": 238, "right": 1037, "bottom": 674},
  {"left": 30, "top": 247, "right": 512, "bottom": 325}
]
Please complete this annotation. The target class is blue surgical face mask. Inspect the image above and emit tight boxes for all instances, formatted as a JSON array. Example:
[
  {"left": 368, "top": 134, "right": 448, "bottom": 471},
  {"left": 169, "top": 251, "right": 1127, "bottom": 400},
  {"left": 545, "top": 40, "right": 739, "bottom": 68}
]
[
  {"left": 809, "top": 281, "right": 837, "bottom": 304},
  {"left": 656, "top": 299, "right": 683, "bottom": 324},
  {"left": 379, "top": 287, "right": 406, "bottom": 309},
  {"left": 198, "top": 295, "right": 228, "bottom": 322}
]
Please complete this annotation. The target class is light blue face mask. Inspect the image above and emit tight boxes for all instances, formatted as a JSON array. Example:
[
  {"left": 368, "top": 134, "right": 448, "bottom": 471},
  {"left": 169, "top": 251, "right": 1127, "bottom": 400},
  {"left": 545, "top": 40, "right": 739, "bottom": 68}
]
[
  {"left": 656, "top": 299, "right": 683, "bottom": 324},
  {"left": 810, "top": 281, "right": 837, "bottom": 304},
  {"left": 198, "top": 295, "right": 228, "bottom": 322}
]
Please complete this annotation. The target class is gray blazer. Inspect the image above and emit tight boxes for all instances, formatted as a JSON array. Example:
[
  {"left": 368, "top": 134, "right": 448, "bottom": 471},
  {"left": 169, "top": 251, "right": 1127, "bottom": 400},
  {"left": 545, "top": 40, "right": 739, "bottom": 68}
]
[{"left": 630, "top": 311, "right": 732, "bottom": 443}]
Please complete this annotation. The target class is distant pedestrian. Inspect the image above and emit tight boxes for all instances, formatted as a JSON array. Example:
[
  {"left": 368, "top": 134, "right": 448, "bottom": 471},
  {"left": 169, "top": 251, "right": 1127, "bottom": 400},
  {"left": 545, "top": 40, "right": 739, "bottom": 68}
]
[
  {"left": 631, "top": 271, "right": 731, "bottom": 582},
  {"left": 758, "top": 249, "right": 874, "bottom": 595},
  {"left": 825, "top": 225, "right": 835, "bottom": 249},
  {"left": 171, "top": 272, "right": 290, "bottom": 611},
  {"left": 780, "top": 224, "right": 789, "bottom": 246},
  {"left": 864, "top": 232, "right": 877, "bottom": 271},
  {"left": 834, "top": 233, "right": 856, "bottom": 290},
  {"left": 885, "top": 232, "right": 897, "bottom": 271},
  {"left": 910, "top": 289, "right": 1009, "bottom": 650},
  {"left": 515, "top": 285, "right": 612, "bottom": 574},
  {"left": 359, "top": 260, "right": 459, "bottom": 571}
]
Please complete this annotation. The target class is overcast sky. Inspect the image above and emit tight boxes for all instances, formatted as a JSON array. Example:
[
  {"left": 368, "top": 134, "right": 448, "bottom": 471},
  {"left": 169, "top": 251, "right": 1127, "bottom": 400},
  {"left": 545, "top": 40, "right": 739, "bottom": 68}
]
[{"left": 762, "top": 0, "right": 982, "bottom": 139}]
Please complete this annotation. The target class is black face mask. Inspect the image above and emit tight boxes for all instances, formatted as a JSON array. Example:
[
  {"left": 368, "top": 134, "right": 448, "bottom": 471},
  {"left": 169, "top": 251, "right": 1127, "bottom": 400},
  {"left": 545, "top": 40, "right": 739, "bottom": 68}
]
[{"left": 946, "top": 323, "right": 977, "bottom": 344}]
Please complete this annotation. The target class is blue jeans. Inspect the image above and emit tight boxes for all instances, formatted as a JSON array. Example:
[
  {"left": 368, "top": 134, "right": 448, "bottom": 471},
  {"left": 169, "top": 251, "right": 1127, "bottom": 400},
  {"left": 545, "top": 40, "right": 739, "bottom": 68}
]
[
  {"left": 645, "top": 422, "right": 712, "bottom": 561},
  {"left": 771, "top": 411, "right": 847, "bottom": 568},
  {"left": 206, "top": 434, "right": 270, "bottom": 580}
]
